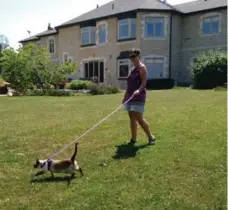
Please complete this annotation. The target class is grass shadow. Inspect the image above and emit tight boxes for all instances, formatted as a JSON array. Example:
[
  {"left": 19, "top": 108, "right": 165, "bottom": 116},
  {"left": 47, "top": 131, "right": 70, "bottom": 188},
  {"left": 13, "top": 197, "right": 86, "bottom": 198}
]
[
  {"left": 30, "top": 176, "right": 75, "bottom": 185},
  {"left": 112, "top": 143, "right": 148, "bottom": 159}
]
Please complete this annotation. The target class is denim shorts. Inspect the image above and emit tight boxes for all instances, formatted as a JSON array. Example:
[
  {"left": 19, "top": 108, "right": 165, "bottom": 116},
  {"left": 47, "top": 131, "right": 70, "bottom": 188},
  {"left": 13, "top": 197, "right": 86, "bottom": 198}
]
[{"left": 124, "top": 102, "right": 145, "bottom": 113}]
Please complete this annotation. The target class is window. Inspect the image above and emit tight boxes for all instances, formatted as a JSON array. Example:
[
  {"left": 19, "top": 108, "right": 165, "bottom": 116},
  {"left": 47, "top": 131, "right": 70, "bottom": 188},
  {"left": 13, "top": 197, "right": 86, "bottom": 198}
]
[
  {"left": 81, "top": 27, "right": 96, "bottom": 45},
  {"left": 144, "top": 17, "right": 164, "bottom": 38},
  {"left": 68, "top": 57, "right": 72, "bottom": 63},
  {"left": 118, "top": 59, "right": 130, "bottom": 78},
  {"left": 144, "top": 57, "right": 164, "bottom": 79},
  {"left": 63, "top": 53, "right": 68, "bottom": 63},
  {"left": 48, "top": 38, "right": 55, "bottom": 53},
  {"left": 98, "top": 23, "right": 107, "bottom": 44},
  {"left": 118, "top": 19, "right": 136, "bottom": 40},
  {"left": 84, "top": 60, "right": 104, "bottom": 82},
  {"left": 202, "top": 16, "right": 220, "bottom": 35}
]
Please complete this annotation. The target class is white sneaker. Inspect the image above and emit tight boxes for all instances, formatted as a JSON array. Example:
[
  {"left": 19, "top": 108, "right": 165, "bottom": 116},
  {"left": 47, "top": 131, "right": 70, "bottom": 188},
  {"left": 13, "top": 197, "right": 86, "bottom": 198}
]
[{"left": 148, "top": 135, "right": 156, "bottom": 145}]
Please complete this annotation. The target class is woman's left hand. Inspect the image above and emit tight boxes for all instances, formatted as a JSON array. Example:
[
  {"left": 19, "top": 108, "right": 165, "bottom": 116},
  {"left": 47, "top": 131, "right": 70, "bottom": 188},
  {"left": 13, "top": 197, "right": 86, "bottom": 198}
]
[{"left": 133, "top": 89, "right": 140, "bottom": 96}]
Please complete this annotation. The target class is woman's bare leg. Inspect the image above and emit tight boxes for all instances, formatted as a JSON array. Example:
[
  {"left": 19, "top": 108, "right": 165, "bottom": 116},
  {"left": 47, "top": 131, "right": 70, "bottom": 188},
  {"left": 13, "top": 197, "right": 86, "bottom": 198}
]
[
  {"left": 128, "top": 112, "right": 137, "bottom": 141},
  {"left": 133, "top": 112, "right": 155, "bottom": 142}
]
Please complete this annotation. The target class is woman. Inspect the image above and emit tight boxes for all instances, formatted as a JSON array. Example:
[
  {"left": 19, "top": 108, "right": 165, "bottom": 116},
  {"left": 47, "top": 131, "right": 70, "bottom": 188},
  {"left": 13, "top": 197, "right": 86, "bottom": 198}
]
[{"left": 122, "top": 48, "right": 155, "bottom": 145}]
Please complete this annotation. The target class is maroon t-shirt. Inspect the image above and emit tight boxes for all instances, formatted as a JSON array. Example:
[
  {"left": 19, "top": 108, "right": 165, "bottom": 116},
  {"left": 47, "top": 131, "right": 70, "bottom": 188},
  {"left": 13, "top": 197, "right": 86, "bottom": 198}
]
[{"left": 125, "top": 64, "right": 146, "bottom": 103}]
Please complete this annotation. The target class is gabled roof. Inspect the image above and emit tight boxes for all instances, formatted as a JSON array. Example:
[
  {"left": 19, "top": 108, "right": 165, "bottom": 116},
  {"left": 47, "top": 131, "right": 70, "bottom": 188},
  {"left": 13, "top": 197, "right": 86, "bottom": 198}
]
[
  {"left": 19, "top": 29, "right": 57, "bottom": 43},
  {"left": 19, "top": 35, "right": 39, "bottom": 42},
  {"left": 175, "top": 0, "right": 227, "bottom": 14},
  {"left": 57, "top": 0, "right": 175, "bottom": 28}
]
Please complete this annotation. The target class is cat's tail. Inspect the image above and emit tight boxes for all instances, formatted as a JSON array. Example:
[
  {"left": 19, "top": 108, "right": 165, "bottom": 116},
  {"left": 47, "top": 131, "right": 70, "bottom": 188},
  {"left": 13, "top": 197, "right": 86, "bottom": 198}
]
[{"left": 71, "top": 143, "right": 78, "bottom": 162}]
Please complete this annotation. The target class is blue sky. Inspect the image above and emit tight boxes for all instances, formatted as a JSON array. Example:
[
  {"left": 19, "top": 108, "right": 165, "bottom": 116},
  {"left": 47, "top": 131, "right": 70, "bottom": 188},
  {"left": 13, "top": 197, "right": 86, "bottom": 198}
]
[{"left": 0, "top": 0, "right": 193, "bottom": 49}]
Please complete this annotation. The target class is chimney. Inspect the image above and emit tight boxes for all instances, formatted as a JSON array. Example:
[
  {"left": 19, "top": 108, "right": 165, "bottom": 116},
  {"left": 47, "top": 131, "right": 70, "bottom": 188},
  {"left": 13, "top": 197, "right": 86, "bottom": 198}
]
[
  {"left": 47, "top": 23, "right": 53, "bottom": 30},
  {"left": 112, "top": 3, "right": 114, "bottom": 10},
  {"left": 97, "top": 4, "right": 99, "bottom": 8}
]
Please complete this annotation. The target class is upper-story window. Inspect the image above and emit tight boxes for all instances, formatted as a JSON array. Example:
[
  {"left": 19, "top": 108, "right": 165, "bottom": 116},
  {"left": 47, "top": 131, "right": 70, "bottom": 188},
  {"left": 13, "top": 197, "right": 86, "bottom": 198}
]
[
  {"left": 202, "top": 15, "right": 220, "bottom": 35},
  {"left": 81, "top": 27, "right": 96, "bottom": 45},
  {"left": 97, "top": 23, "right": 107, "bottom": 44},
  {"left": 144, "top": 17, "right": 165, "bottom": 38},
  {"left": 48, "top": 37, "right": 55, "bottom": 54},
  {"left": 118, "top": 19, "right": 136, "bottom": 40}
]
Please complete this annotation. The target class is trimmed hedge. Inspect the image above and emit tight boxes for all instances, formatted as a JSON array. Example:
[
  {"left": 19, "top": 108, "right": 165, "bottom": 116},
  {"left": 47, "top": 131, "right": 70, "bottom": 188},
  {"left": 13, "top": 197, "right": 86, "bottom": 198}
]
[
  {"left": 65, "top": 80, "right": 93, "bottom": 90},
  {"left": 88, "top": 84, "right": 120, "bottom": 95},
  {"left": 191, "top": 50, "right": 227, "bottom": 89},
  {"left": 26, "top": 89, "right": 74, "bottom": 96},
  {"left": 146, "top": 79, "right": 175, "bottom": 90}
]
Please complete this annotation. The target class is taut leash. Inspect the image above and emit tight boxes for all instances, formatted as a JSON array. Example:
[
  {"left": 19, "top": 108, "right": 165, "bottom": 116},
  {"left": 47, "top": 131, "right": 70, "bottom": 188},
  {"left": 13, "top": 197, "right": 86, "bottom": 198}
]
[{"left": 48, "top": 96, "right": 133, "bottom": 160}]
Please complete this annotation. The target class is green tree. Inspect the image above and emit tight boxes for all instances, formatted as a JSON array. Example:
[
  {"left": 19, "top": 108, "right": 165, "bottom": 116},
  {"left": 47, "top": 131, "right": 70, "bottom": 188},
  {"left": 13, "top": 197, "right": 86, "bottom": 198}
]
[
  {"left": 0, "top": 34, "right": 9, "bottom": 75},
  {"left": 0, "top": 43, "right": 76, "bottom": 94}
]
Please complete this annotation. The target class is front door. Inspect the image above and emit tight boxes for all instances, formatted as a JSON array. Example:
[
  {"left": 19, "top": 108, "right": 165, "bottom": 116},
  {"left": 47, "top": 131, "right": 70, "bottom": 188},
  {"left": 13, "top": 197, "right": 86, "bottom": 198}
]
[{"left": 84, "top": 60, "right": 104, "bottom": 82}]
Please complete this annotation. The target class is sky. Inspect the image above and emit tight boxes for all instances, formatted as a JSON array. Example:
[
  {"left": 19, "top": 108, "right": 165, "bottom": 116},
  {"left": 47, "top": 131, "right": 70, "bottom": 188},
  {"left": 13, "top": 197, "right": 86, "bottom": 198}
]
[{"left": 0, "top": 0, "right": 194, "bottom": 49}]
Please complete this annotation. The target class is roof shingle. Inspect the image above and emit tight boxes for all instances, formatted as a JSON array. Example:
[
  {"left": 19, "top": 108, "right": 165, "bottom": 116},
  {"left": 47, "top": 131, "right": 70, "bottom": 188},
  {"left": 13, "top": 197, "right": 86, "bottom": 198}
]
[
  {"left": 175, "top": 0, "right": 227, "bottom": 14},
  {"left": 19, "top": 29, "right": 57, "bottom": 43},
  {"left": 57, "top": 0, "right": 174, "bottom": 27}
]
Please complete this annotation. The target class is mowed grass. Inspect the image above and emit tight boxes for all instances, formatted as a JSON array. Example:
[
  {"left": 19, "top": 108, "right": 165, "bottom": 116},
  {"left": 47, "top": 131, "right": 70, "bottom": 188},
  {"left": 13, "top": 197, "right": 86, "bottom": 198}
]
[{"left": 0, "top": 89, "right": 226, "bottom": 210}]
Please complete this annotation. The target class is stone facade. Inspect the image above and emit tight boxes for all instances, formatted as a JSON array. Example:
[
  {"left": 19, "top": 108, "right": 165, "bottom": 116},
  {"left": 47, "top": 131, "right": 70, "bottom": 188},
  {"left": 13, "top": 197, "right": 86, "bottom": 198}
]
[{"left": 21, "top": 8, "right": 227, "bottom": 87}]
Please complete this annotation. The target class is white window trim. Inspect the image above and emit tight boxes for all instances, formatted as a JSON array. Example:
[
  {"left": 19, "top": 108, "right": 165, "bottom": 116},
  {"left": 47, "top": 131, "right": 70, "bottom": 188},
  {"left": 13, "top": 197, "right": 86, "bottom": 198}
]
[
  {"left": 63, "top": 52, "right": 69, "bottom": 64},
  {"left": 117, "top": 59, "right": 131, "bottom": 79},
  {"left": 142, "top": 13, "right": 168, "bottom": 40},
  {"left": 199, "top": 12, "right": 222, "bottom": 37},
  {"left": 96, "top": 21, "right": 108, "bottom": 45},
  {"left": 118, "top": 18, "right": 136, "bottom": 40},
  {"left": 47, "top": 36, "right": 56, "bottom": 54},
  {"left": 143, "top": 55, "right": 168, "bottom": 79},
  {"left": 81, "top": 27, "right": 96, "bottom": 45}
]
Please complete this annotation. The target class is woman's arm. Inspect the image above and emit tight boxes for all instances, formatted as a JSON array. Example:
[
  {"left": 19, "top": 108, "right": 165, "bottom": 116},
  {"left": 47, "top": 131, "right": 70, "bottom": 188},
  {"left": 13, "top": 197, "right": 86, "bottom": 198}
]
[
  {"left": 133, "top": 66, "right": 147, "bottom": 96},
  {"left": 138, "top": 66, "right": 147, "bottom": 92}
]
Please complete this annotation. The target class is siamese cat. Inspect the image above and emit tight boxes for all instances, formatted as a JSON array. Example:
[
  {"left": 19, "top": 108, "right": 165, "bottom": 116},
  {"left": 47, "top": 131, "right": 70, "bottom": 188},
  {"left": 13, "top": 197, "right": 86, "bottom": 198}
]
[{"left": 33, "top": 143, "right": 83, "bottom": 179}]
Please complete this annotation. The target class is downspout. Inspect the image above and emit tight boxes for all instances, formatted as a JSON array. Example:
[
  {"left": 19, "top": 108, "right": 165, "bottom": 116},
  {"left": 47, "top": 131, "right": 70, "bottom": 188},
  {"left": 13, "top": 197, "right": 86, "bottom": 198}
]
[{"left": 169, "top": 13, "right": 173, "bottom": 79}]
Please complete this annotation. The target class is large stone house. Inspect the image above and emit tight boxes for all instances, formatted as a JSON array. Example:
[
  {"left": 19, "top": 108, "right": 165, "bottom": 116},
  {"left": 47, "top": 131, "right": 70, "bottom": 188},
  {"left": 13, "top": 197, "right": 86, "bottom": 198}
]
[{"left": 19, "top": 0, "right": 227, "bottom": 87}]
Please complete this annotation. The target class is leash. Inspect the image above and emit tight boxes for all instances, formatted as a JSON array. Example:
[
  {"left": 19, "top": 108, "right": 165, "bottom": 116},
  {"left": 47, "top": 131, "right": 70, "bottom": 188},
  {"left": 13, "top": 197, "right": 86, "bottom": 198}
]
[{"left": 48, "top": 95, "right": 133, "bottom": 160}]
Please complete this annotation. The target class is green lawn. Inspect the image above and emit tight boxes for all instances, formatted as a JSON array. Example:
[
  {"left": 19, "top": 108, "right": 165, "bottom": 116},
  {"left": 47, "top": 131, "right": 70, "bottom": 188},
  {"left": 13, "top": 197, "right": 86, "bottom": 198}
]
[{"left": 0, "top": 89, "right": 226, "bottom": 210}]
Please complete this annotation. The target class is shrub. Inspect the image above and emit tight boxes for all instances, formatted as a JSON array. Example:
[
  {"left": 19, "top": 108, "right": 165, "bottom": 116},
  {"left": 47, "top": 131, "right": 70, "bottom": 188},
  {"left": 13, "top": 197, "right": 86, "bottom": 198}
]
[
  {"left": 88, "top": 84, "right": 120, "bottom": 95},
  {"left": 26, "top": 89, "right": 73, "bottom": 96},
  {"left": 146, "top": 79, "right": 175, "bottom": 90},
  {"left": 191, "top": 50, "right": 227, "bottom": 89},
  {"left": 66, "top": 80, "right": 93, "bottom": 90}
]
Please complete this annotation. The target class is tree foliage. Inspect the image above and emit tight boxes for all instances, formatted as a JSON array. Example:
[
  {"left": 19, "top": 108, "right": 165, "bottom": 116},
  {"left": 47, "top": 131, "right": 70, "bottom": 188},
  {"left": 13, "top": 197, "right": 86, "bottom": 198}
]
[{"left": 0, "top": 43, "right": 76, "bottom": 94}]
